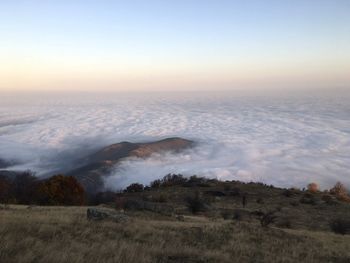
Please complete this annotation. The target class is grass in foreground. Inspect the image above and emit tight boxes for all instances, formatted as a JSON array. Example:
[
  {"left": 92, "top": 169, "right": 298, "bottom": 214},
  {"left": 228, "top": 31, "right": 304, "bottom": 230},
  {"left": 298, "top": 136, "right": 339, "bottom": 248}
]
[{"left": 1, "top": 205, "right": 350, "bottom": 263}]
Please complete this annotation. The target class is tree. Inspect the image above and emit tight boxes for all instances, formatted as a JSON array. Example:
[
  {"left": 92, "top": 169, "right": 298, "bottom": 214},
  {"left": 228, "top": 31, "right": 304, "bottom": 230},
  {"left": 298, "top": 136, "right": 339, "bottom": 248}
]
[
  {"left": 37, "top": 175, "right": 85, "bottom": 205},
  {"left": 329, "top": 182, "right": 350, "bottom": 202},
  {"left": 0, "top": 175, "right": 11, "bottom": 203},
  {"left": 11, "top": 171, "right": 38, "bottom": 204}
]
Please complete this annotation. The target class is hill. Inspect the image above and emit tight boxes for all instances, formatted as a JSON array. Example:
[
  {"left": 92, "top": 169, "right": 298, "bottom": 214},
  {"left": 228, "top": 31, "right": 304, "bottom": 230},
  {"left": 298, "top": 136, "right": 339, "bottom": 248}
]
[
  {"left": 1, "top": 178, "right": 350, "bottom": 262},
  {"left": 68, "top": 137, "right": 194, "bottom": 192}
]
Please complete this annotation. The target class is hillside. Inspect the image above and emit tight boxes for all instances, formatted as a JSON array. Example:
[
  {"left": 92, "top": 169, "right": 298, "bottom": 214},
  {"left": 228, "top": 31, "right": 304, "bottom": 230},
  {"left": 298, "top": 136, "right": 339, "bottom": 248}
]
[
  {"left": 1, "top": 178, "right": 350, "bottom": 263},
  {"left": 68, "top": 137, "right": 194, "bottom": 192}
]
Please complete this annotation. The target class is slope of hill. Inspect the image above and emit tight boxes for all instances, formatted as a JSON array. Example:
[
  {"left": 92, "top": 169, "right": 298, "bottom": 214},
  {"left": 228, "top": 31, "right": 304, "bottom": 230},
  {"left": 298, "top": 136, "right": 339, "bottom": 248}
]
[
  {"left": 69, "top": 137, "right": 194, "bottom": 192},
  {"left": 1, "top": 179, "right": 350, "bottom": 263}
]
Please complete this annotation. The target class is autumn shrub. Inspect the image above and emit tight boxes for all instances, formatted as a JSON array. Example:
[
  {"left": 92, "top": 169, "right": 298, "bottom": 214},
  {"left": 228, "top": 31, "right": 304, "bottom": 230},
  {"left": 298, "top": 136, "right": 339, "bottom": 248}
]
[
  {"left": 307, "top": 183, "right": 319, "bottom": 193},
  {"left": 37, "top": 175, "right": 85, "bottom": 205},
  {"left": 329, "top": 182, "right": 350, "bottom": 203}
]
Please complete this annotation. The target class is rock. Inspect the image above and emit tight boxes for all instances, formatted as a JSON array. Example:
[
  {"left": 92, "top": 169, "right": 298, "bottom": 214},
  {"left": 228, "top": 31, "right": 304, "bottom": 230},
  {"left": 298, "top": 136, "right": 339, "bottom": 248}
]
[{"left": 87, "top": 208, "right": 129, "bottom": 223}]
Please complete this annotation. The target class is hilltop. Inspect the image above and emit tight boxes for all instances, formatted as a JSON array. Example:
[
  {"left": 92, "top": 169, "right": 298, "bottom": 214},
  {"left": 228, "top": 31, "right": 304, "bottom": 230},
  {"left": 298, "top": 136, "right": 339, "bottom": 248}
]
[
  {"left": 1, "top": 176, "right": 350, "bottom": 263},
  {"left": 68, "top": 137, "right": 194, "bottom": 192}
]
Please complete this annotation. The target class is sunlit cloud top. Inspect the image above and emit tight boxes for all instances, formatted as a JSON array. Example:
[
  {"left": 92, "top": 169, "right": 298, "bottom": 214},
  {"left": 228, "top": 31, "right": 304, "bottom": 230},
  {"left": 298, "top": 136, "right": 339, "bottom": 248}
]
[{"left": 1, "top": 0, "right": 349, "bottom": 92}]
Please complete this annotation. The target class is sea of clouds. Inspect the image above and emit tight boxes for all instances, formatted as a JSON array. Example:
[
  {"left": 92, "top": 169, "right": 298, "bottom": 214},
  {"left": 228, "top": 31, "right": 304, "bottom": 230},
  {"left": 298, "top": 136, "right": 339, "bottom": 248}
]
[{"left": 0, "top": 90, "right": 349, "bottom": 190}]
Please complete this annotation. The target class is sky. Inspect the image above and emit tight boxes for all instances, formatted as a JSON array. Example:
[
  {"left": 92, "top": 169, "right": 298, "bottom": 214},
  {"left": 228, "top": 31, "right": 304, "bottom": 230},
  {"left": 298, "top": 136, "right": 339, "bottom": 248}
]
[{"left": 0, "top": 0, "right": 349, "bottom": 92}]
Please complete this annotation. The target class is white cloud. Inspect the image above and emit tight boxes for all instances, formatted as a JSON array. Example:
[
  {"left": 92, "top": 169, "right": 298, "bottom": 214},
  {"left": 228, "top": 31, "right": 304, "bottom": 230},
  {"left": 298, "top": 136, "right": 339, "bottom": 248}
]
[{"left": 0, "top": 91, "right": 349, "bottom": 190}]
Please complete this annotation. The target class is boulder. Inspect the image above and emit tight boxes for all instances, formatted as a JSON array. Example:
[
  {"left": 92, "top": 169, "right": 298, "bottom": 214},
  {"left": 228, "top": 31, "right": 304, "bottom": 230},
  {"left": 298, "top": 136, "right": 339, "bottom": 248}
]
[{"left": 87, "top": 208, "right": 128, "bottom": 223}]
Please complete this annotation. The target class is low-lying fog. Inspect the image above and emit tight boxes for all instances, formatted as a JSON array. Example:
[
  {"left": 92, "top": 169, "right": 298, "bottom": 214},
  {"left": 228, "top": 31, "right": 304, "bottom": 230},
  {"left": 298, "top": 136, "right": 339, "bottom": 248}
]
[{"left": 1, "top": 90, "right": 349, "bottom": 189}]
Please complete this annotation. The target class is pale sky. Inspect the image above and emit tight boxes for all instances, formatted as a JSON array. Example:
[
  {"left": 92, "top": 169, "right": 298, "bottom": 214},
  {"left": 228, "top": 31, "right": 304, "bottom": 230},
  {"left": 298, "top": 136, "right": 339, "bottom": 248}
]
[{"left": 0, "top": 0, "right": 349, "bottom": 92}]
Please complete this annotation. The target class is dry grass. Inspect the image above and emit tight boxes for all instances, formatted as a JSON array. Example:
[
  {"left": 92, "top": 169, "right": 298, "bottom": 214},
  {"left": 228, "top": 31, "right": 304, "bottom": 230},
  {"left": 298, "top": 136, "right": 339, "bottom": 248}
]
[{"left": 1, "top": 205, "right": 350, "bottom": 263}]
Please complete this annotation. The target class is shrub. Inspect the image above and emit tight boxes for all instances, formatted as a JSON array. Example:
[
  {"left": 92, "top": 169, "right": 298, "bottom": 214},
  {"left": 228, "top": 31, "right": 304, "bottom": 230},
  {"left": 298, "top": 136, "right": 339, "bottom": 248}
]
[
  {"left": 228, "top": 187, "right": 241, "bottom": 197},
  {"left": 233, "top": 209, "right": 243, "bottom": 221},
  {"left": 329, "top": 218, "right": 350, "bottom": 235},
  {"left": 161, "top": 174, "right": 187, "bottom": 187},
  {"left": 91, "top": 191, "right": 116, "bottom": 205},
  {"left": 260, "top": 211, "right": 277, "bottom": 227},
  {"left": 276, "top": 218, "right": 292, "bottom": 229},
  {"left": 307, "top": 183, "right": 319, "bottom": 193},
  {"left": 282, "top": 189, "right": 294, "bottom": 197},
  {"left": 149, "top": 193, "right": 168, "bottom": 203},
  {"left": 321, "top": 194, "right": 337, "bottom": 205},
  {"left": 300, "top": 193, "right": 317, "bottom": 205},
  {"left": 185, "top": 175, "right": 212, "bottom": 187},
  {"left": 125, "top": 183, "right": 144, "bottom": 193},
  {"left": 115, "top": 196, "right": 127, "bottom": 210},
  {"left": 329, "top": 182, "right": 350, "bottom": 203},
  {"left": 185, "top": 191, "right": 209, "bottom": 214},
  {"left": 256, "top": 198, "right": 264, "bottom": 204},
  {"left": 0, "top": 175, "right": 11, "bottom": 203},
  {"left": 150, "top": 179, "right": 161, "bottom": 188},
  {"left": 37, "top": 175, "right": 85, "bottom": 206},
  {"left": 11, "top": 171, "right": 38, "bottom": 204},
  {"left": 221, "top": 210, "right": 232, "bottom": 220}
]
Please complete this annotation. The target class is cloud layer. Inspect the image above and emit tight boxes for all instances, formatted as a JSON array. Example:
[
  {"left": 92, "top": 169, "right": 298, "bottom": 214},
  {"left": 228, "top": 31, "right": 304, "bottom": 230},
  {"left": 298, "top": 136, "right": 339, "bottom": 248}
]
[{"left": 0, "top": 91, "right": 349, "bottom": 189}]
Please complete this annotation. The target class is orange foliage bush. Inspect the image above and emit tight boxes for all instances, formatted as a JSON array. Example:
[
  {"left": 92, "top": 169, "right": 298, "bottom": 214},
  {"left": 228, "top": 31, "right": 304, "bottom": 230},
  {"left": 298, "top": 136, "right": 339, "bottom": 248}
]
[
  {"left": 307, "top": 183, "right": 319, "bottom": 193},
  {"left": 37, "top": 175, "right": 85, "bottom": 206},
  {"left": 329, "top": 182, "right": 350, "bottom": 203}
]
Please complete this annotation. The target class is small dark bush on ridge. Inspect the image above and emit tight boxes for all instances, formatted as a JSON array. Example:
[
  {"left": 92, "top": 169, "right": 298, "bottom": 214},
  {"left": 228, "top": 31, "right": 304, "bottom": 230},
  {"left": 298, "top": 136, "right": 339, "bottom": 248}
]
[
  {"left": 185, "top": 191, "right": 209, "bottom": 214},
  {"left": 125, "top": 183, "right": 144, "bottom": 193},
  {"left": 329, "top": 218, "right": 350, "bottom": 235}
]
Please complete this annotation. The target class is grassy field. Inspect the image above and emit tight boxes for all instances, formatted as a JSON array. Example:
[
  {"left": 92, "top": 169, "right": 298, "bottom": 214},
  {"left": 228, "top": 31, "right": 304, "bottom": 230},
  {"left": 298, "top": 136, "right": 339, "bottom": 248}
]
[{"left": 1, "top": 181, "right": 350, "bottom": 262}]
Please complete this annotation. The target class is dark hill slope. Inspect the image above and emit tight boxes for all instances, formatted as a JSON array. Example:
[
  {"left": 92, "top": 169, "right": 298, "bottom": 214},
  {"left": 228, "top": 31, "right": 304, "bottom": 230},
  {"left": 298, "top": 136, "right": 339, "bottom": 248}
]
[{"left": 69, "top": 137, "right": 194, "bottom": 192}]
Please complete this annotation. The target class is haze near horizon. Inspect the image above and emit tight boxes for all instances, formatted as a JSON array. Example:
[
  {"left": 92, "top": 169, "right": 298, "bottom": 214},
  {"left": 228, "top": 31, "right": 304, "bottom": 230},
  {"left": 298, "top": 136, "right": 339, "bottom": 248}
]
[{"left": 0, "top": 0, "right": 349, "bottom": 92}]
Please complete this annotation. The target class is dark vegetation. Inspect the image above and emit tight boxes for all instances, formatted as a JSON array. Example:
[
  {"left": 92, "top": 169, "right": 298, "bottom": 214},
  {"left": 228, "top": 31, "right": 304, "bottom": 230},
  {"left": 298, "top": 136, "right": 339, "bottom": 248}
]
[
  {"left": 1, "top": 171, "right": 350, "bottom": 235},
  {"left": 0, "top": 171, "right": 85, "bottom": 205},
  {"left": 1, "top": 173, "right": 350, "bottom": 262}
]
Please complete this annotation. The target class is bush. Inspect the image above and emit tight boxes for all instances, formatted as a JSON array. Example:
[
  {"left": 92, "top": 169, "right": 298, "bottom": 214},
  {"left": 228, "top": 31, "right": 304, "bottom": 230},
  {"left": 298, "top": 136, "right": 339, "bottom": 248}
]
[
  {"left": 0, "top": 175, "right": 11, "bottom": 203},
  {"left": 150, "top": 179, "right": 161, "bottom": 188},
  {"left": 307, "top": 183, "right": 319, "bottom": 193},
  {"left": 282, "top": 189, "right": 294, "bottom": 197},
  {"left": 37, "top": 175, "right": 85, "bottom": 206},
  {"left": 148, "top": 193, "right": 168, "bottom": 203},
  {"left": 256, "top": 198, "right": 264, "bottom": 204},
  {"left": 125, "top": 183, "right": 144, "bottom": 193},
  {"left": 221, "top": 210, "right": 232, "bottom": 220},
  {"left": 90, "top": 191, "right": 117, "bottom": 205},
  {"left": 329, "top": 182, "right": 350, "bottom": 203},
  {"left": 300, "top": 193, "right": 317, "bottom": 205},
  {"left": 161, "top": 174, "right": 187, "bottom": 187},
  {"left": 115, "top": 196, "right": 127, "bottom": 210},
  {"left": 321, "top": 194, "right": 337, "bottom": 205},
  {"left": 276, "top": 218, "right": 292, "bottom": 229},
  {"left": 11, "top": 171, "right": 38, "bottom": 204},
  {"left": 185, "top": 191, "right": 209, "bottom": 214},
  {"left": 260, "top": 211, "right": 277, "bottom": 227},
  {"left": 233, "top": 209, "right": 243, "bottom": 221},
  {"left": 330, "top": 219, "right": 350, "bottom": 235}
]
